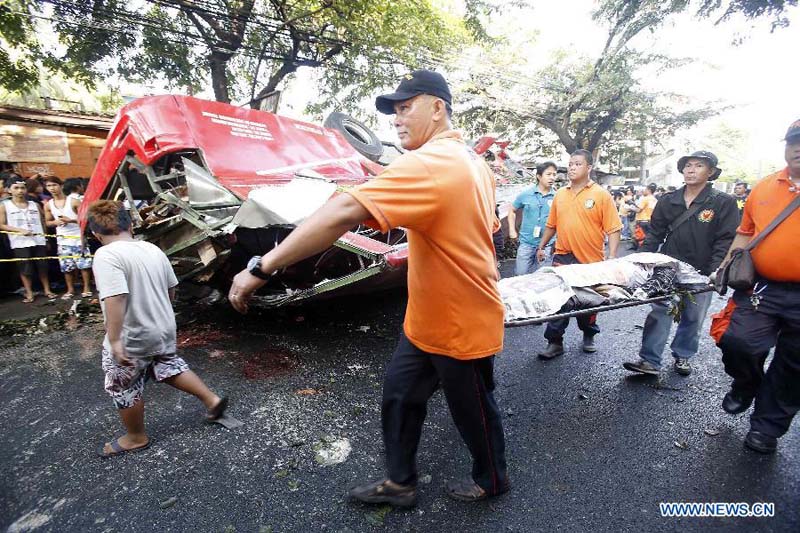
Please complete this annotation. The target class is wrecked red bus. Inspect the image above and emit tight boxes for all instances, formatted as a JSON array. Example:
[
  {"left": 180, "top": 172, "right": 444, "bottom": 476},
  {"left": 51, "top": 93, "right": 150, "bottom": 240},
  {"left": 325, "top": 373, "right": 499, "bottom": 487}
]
[{"left": 79, "top": 95, "right": 408, "bottom": 306}]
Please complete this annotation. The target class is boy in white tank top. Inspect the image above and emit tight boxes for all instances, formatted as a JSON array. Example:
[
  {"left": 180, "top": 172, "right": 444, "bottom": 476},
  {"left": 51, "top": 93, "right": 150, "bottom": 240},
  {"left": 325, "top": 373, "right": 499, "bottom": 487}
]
[
  {"left": 0, "top": 174, "right": 56, "bottom": 302},
  {"left": 44, "top": 176, "right": 93, "bottom": 299}
]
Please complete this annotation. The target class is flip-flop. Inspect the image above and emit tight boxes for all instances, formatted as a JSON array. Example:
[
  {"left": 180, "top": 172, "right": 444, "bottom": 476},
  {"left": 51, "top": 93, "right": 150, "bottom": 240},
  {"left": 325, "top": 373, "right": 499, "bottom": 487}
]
[
  {"left": 206, "top": 397, "right": 229, "bottom": 421},
  {"left": 22, "top": 296, "right": 35, "bottom": 304},
  {"left": 61, "top": 293, "right": 74, "bottom": 300},
  {"left": 97, "top": 437, "right": 151, "bottom": 458},
  {"left": 46, "top": 293, "right": 58, "bottom": 300},
  {"left": 81, "top": 292, "right": 93, "bottom": 298},
  {"left": 445, "top": 478, "right": 489, "bottom": 502}
]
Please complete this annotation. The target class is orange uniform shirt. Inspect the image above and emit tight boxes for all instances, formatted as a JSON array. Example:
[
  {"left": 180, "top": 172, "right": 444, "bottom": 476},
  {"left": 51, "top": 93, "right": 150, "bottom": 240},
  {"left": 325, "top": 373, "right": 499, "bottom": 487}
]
[
  {"left": 348, "top": 130, "right": 504, "bottom": 359},
  {"left": 546, "top": 181, "right": 622, "bottom": 264},
  {"left": 737, "top": 168, "right": 800, "bottom": 282},
  {"left": 635, "top": 195, "right": 657, "bottom": 221}
]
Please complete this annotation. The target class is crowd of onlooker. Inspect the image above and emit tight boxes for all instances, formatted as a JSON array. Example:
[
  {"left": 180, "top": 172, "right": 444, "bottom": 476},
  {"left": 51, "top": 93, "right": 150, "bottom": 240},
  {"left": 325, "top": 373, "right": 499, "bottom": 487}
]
[{"left": 0, "top": 171, "right": 93, "bottom": 302}]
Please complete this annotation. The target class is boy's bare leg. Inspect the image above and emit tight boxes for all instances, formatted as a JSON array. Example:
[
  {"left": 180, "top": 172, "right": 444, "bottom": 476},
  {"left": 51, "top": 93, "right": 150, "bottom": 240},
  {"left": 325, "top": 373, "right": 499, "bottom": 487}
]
[
  {"left": 37, "top": 270, "right": 55, "bottom": 298},
  {"left": 64, "top": 271, "right": 76, "bottom": 295},
  {"left": 79, "top": 268, "right": 92, "bottom": 293},
  {"left": 19, "top": 274, "right": 34, "bottom": 301},
  {"left": 102, "top": 399, "right": 149, "bottom": 453},
  {"left": 164, "top": 370, "right": 221, "bottom": 410}
]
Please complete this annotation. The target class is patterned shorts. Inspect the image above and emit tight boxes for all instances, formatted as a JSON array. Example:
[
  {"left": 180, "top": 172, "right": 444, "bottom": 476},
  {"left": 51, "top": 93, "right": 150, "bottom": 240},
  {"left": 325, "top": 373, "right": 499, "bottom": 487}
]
[
  {"left": 101, "top": 348, "right": 189, "bottom": 409},
  {"left": 58, "top": 243, "right": 92, "bottom": 273}
]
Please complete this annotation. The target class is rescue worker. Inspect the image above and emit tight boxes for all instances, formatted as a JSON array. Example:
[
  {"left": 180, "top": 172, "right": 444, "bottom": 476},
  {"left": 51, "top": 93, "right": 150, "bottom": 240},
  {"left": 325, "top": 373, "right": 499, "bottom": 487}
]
[
  {"left": 228, "top": 70, "right": 509, "bottom": 505},
  {"left": 711, "top": 119, "right": 800, "bottom": 454},
  {"left": 623, "top": 151, "right": 738, "bottom": 376},
  {"left": 535, "top": 149, "right": 622, "bottom": 359},
  {"left": 630, "top": 183, "right": 658, "bottom": 249},
  {"left": 508, "top": 161, "right": 557, "bottom": 275}
]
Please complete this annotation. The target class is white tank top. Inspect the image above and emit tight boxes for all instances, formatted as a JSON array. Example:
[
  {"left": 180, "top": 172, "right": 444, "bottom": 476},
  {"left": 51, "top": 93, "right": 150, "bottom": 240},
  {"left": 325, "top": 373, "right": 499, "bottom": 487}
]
[
  {"left": 3, "top": 200, "right": 46, "bottom": 249},
  {"left": 48, "top": 197, "right": 81, "bottom": 246}
]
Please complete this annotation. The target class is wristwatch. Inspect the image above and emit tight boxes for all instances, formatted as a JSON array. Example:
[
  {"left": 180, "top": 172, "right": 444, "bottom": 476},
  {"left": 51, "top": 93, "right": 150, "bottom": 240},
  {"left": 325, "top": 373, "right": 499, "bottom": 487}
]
[{"left": 246, "top": 255, "right": 275, "bottom": 280}]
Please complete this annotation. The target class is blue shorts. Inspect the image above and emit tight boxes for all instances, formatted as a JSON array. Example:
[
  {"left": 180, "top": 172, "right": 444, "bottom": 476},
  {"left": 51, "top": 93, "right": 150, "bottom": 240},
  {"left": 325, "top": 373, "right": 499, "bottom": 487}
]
[{"left": 58, "top": 243, "right": 92, "bottom": 273}]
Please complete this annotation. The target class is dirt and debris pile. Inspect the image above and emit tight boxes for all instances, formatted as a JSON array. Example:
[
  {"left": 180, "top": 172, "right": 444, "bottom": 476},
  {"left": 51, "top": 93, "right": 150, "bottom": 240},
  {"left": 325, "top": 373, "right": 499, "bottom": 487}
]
[{"left": 0, "top": 299, "right": 102, "bottom": 339}]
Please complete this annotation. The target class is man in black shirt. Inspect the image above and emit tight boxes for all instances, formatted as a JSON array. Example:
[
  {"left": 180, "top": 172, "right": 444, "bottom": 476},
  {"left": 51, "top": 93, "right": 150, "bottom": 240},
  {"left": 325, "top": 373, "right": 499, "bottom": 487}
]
[
  {"left": 624, "top": 151, "right": 739, "bottom": 376},
  {"left": 733, "top": 181, "right": 749, "bottom": 217}
]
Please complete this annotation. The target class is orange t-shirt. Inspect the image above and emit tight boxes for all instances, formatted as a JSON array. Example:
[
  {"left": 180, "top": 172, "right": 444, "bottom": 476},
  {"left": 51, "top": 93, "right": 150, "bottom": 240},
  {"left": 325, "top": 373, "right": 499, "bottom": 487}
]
[
  {"left": 546, "top": 181, "right": 623, "bottom": 264},
  {"left": 347, "top": 130, "right": 503, "bottom": 359},
  {"left": 635, "top": 195, "right": 657, "bottom": 221},
  {"left": 737, "top": 168, "right": 800, "bottom": 282}
]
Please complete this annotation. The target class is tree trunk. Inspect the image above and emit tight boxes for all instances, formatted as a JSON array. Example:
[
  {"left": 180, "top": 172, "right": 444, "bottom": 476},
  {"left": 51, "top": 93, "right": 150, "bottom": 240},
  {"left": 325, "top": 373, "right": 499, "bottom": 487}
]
[
  {"left": 208, "top": 51, "right": 232, "bottom": 103},
  {"left": 535, "top": 117, "right": 578, "bottom": 154},
  {"left": 250, "top": 60, "right": 298, "bottom": 109}
]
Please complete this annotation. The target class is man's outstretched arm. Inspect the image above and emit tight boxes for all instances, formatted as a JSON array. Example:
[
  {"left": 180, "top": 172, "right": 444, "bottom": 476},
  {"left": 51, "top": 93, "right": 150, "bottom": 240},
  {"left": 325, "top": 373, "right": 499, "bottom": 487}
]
[{"left": 228, "top": 193, "right": 370, "bottom": 313}]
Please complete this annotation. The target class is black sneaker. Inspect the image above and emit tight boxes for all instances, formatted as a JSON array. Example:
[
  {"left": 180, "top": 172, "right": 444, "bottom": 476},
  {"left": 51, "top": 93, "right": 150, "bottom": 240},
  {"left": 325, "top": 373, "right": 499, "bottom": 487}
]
[
  {"left": 722, "top": 390, "right": 753, "bottom": 415},
  {"left": 622, "top": 359, "right": 659, "bottom": 376},
  {"left": 744, "top": 430, "right": 777, "bottom": 454},
  {"left": 348, "top": 478, "right": 417, "bottom": 508},
  {"left": 674, "top": 358, "right": 692, "bottom": 376},
  {"left": 537, "top": 342, "right": 564, "bottom": 360}
]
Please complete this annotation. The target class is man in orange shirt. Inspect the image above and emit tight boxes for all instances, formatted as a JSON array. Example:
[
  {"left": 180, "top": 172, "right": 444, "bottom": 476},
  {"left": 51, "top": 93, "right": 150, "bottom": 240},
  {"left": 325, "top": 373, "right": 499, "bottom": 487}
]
[
  {"left": 711, "top": 119, "right": 800, "bottom": 454},
  {"left": 228, "top": 70, "right": 508, "bottom": 504},
  {"left": 535, "top": 149, "right": 622, "bottom": 359},
  {"left": 630, "top": 183, "right": 658, "bottom": 249}
]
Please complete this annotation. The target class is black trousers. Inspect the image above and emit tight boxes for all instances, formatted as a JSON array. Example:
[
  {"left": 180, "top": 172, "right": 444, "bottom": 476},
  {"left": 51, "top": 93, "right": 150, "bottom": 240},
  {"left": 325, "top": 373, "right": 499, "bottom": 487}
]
[
  {"left": 714, "top": 280, "right": 800, "bottom": 438},
  {"left": 382, "top": 333, "right": 509, "bottom": 495},
  {"left": 544, "top": 253, "right": 600, "bottom": 342}
]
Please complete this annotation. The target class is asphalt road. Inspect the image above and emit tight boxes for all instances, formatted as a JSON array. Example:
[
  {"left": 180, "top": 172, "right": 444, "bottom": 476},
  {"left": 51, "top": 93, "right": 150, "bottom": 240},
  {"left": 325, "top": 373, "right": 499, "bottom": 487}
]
[{"left": 1, "top": 263, "right": 798, "bottom": 533}]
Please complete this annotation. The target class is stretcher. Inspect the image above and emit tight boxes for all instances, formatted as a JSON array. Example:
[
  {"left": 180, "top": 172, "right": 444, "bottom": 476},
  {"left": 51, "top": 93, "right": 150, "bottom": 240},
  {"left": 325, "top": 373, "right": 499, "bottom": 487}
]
[
  {"left": 501, "top": 252, "right": 714, "bottom": 328},
  {"left": 505, "top": 286, "right": 714, "bottom": 327}
]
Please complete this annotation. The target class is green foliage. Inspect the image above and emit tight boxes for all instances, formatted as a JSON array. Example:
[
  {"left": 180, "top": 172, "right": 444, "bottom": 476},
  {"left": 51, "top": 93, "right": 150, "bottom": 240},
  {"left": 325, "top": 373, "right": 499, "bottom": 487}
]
[
  {"left": 461, "top": 0, "right": 514, "bottom": 43},
  {"left": 123, "top": 6, "right": 203, "bottom": 93},
  {"left": 97, "top": 90, "right": 125, "bottom": 114},
  {"left": 454, "top": 39, "right": 719, "bottom": 167},
  {"left": 453, "top": 0, "right": 752, "bottom": 167},
  {"left": 596, "top": 0, "right": 797, "bottom": 33},
  {"left": 0, "top": 1, "right": 48, "bottom": 92},
  {"left": 699, "top": 122, "right": 780, "bottom": 182},
  {"left": 2, "top": 0, "right": 473, "bottom": 110},
  {"left": 259, "top": 0, "right": 468, "bottom": 115}
]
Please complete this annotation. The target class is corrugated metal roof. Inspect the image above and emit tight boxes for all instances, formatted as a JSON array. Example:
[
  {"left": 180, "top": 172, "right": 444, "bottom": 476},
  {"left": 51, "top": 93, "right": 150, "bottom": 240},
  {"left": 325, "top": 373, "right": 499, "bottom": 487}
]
[{"left": 0, "top": 104, "right": 115, "bottom": 130}]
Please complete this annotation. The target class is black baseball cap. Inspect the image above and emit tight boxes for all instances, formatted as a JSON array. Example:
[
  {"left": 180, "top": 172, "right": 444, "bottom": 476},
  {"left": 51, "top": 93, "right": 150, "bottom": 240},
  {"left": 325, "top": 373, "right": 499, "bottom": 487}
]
[
  {"left": 375, "top": 70, "right": 452, "bottom": 115},
  {"left": 677, "top": 150, "right": 722, "bottom": 180},
  {"left": 784, "top": 119, "right": 800, "bottom": 142}
]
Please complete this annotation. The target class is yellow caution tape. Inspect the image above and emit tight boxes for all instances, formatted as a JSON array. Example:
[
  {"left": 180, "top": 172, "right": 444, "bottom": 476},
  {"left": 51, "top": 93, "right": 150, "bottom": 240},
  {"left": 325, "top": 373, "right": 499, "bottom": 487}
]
[
  {"left": 0, "top": 230, "right": 82, "bottom": 239},
  {"left": 0, "top": 254, "right": 93, "bottom": 263}
]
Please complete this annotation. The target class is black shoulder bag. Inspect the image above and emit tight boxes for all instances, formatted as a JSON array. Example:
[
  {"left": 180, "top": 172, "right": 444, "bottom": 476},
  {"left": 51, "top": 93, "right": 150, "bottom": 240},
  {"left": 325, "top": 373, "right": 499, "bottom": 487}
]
[
  {"left": 717, "top": 193, "right": 800, "bottom": 293},
  {"left": 653, "top": 188, "right": 720, "bottom": 253},
  {"left": 664, "top": 188, "right": 720, "bottom": 238}
]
